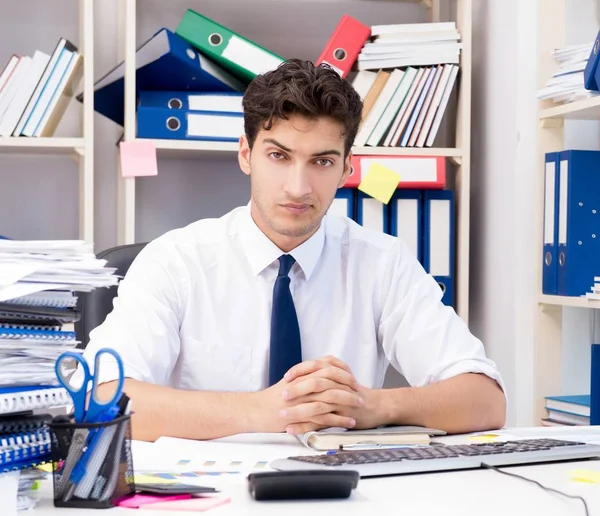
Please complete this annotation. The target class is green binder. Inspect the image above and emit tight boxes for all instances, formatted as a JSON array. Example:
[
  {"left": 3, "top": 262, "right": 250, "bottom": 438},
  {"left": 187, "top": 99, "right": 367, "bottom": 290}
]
[{"left": 176, "top": 9, "right": 285, "bottom": 84}]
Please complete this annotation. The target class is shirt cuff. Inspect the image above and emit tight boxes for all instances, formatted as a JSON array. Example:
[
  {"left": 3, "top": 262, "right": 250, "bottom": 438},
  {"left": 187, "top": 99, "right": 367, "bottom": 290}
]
[{"left": 435, "top": 359, "right": 507, "bottom": 400}]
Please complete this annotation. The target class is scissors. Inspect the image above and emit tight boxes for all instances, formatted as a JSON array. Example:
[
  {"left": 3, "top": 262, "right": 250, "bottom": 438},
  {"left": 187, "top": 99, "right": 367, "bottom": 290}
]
[{"left": 55, "top": 348, "right": 125, "bottom": 424}]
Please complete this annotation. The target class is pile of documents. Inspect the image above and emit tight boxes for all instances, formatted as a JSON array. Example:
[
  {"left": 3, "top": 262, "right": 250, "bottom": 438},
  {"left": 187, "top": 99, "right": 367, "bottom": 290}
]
[
  {"left": 356, "top": 21, "right": 461, "bottom": 71},
  {"left": 584, "top": 276, "right": 600, "bottom": 300},
  {"left": 0, "top": 239, "right": 119, "bottom": 386},
  {"left": 537, "top": 43, "right": 598, "bottom": 103}
]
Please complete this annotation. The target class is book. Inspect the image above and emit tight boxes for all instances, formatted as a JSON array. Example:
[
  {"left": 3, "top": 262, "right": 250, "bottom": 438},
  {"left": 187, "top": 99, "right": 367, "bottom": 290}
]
[
  {"left": 296, "top": 425, "right": 446, "bottom": 451},
  {"left": 545, "top": 394, "right": 590, "bottom": 417}
]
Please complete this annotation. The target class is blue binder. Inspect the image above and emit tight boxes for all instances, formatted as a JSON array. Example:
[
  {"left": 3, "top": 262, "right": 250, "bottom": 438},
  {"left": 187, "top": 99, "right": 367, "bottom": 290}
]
[
  {"left": 137, "top": 106, "right": 244, "bottom": 141},
  {"left": 328, "top": 188, "right": 355, "bottom": 219},
  {"left": 137, "top": 90, "right": 244, "bottom": 113},
  {"left": 355, "top": 191, "right": 389, "bottom": 233},
  {"left": 585, "top": 30, "right": 600, "bottom": 91},
  {"left": 82, "top": 28, "right": 244, "bottom": 126},
  {"left": 542, "top": 152, "right": 559, "bottom": 295},
  {"left": 591, "top": 344, "right": 600, "bottom": 425},
  {"left": 423, "top": 190, "right": 454, "bottom": 307},
  {"left": 389, "top": 190, "right": 423, "bottom": 263},
  {"left": 557, "top": 150, "right": 600, "bottom": 296}
]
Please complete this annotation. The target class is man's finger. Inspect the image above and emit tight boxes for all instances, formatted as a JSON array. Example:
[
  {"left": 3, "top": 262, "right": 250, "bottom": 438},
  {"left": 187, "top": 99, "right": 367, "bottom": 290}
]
[
  {"left": 283, "top": 377, "right": 355, "bottom": 401},
  {"left": 287, "top": 388, "right": 363, "bottom": 408},
  {"left": 280, "top": 401, "right": 332, "bottom": 421},
  {"left": 284, "top": 356, "right": 352, "bottom": 383},
  {"left": 310, "top": 366, "right": 359, "bottom": 391},
  {"left": 286, "top": 413, "right": 356, "bottom": 434}
]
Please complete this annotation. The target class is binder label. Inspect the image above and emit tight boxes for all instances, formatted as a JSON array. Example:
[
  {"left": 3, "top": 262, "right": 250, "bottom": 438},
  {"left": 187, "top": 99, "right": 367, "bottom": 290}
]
[{"left": 222, "top": 36, "right": 284, "bottom": 76}]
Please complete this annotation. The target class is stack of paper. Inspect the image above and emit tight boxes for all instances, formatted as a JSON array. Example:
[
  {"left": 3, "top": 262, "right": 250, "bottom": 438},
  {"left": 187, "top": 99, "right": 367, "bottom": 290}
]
[
  {"left": 537, "top": 43, "right": 598, "bottom": 103},
  {"left": 0, "top": 239, "right": 119, "bottom": 386},
  {"left": 584, "top": 276, "right": 600, "bottom": 300},
  {"left": 357, "top": 22, "right": 461, "bottom": 71}
]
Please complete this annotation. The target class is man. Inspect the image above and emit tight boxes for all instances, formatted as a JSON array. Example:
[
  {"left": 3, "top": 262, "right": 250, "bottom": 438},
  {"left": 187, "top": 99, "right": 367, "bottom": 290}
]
[{"left": 84, "top": 59, "right": 506, "bottom": 442}]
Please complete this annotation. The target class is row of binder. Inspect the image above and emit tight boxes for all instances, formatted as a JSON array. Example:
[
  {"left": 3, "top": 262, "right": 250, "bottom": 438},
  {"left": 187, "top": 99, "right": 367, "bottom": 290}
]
[
  {"left": 330, "top": 188, "right": 454, "bottom": 307},
  {"left": 542, "top": 149, "right": 600, "bottom": 297}
]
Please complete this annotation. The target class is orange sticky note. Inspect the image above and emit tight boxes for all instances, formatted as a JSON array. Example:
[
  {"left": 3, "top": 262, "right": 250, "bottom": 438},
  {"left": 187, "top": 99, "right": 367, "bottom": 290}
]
[
  {"left": 119, "top": 141, "right": 158, "bottom": 178},
  {"left": 357, "top": 162, "right": 400, "bottom": 204}
]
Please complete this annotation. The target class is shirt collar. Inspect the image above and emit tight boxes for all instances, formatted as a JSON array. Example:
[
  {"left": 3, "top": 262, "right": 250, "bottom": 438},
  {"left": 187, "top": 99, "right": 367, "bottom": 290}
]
[{"left": 239, "top": 204, "right": 325, "bottom": 281}]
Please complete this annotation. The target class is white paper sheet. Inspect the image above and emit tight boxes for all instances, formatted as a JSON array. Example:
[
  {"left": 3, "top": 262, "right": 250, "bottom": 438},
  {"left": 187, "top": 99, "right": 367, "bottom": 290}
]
[{"left": 0, "top": 471, "right": 19, "bottom": 516}]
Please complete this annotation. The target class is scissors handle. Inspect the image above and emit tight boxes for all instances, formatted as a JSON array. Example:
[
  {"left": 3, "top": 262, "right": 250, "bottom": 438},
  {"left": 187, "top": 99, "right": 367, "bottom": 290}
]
[
  {"left": 55, "top": 352, "right": 91, "bottom": 424},
  {"left": 85, "top": 348, "right": 125, "bottom": 423}
]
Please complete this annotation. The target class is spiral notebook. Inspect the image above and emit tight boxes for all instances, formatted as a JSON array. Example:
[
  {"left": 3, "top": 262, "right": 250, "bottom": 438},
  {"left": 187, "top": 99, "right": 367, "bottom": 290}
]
[
  {"left": 0, "top": 328, "right": 76, "bottom": 341},
  {"left": 8, "top": 291, "right": 77, "bottom": 308},
  {"left": 0, "top": 385, "right": 72, "bottom": 416},
  {"left": 0, "top": 427, "right": 51, "bottom": 468}
]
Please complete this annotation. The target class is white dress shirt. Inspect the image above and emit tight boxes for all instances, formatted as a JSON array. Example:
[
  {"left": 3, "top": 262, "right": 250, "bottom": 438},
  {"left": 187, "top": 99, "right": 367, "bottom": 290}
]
[{"left": 81, "top": 204, "right": 505, "bottom": 395}]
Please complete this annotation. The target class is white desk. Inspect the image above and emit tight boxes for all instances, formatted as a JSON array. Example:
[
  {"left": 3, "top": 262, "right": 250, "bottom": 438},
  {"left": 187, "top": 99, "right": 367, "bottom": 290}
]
[{"left": 32, "top": 428, "right": 600, "bottom": 516}]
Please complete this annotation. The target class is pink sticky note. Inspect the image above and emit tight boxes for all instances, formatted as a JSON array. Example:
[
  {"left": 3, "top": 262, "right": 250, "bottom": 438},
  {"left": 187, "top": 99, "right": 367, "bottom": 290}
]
[
  {"left": 117, "top": 493, "right": 191, "bottom": 508},
  {"left": 119, "top": 141, "right": 158, "bottom": 178},
  {"left": 138, "top": 496, "right": 231, "bottom": 512}
]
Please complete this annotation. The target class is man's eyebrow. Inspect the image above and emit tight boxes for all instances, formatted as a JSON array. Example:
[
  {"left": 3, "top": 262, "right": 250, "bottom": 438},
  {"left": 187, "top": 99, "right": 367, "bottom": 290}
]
[
  {"left": 262, "top": 138, "right": 293, "bottom": 153},
  {"left": 310, "top": 148, "right": 342, "bottom": 157}
]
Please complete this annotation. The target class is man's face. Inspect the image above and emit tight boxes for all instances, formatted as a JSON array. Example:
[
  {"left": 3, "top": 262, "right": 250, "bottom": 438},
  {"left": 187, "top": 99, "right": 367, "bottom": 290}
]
[{"left": 239, "top": 114, "right": 352, "bottom": 251}]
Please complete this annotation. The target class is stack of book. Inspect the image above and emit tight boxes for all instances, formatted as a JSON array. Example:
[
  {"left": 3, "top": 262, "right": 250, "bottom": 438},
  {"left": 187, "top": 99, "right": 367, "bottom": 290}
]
[
  {"left": 0, "top": 239, "right": 118, "bottom": 509},
  {"left": 537, "top": 42, "right": 597, "bottom": 104},
  {"left": 88, "top": 9, "right": 285, "bottom": 143},
  {"left": 349, "top": 22, "right": 460, "bottom": 148},
  {"left": 0, "top": 38, "right": 82, "bottom": 138},
  {"left": 543, "top": 395, "right": 590, "bottom": 426}
]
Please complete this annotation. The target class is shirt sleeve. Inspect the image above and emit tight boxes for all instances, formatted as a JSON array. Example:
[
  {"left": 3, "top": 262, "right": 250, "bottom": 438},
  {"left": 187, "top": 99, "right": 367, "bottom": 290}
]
[
  {"left": 71, "top": 239, "right": 184, "bottom": 388},
  {"left": 377, "top": 240, "right": 506, "bottom": 396}
]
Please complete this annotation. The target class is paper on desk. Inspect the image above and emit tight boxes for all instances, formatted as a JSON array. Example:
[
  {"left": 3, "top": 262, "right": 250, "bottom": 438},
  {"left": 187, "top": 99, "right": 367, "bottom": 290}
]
[
  {"left": 0, "top": 264, "right": 37, "bottom": 288},
  {"left": 134, "top": 434, "right": 316, "bottom": 486},
  {"left": 499, "top": 426, "right": 600, "bottom": 444},
  {"left": 0, "top": 282, "right": 72, "bottom": 302},
  {"left": 0, "top": 471, "right": 19, "bottom": 516}
]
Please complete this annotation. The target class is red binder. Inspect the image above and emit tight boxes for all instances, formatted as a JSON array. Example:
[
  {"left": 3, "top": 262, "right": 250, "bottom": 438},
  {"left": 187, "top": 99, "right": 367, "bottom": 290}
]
[
  {"left": 344, "top": 155, "right": 446, "bottom": 189},
  {"left": 316, "top": 15, "right": 371, "bottom": 78}
]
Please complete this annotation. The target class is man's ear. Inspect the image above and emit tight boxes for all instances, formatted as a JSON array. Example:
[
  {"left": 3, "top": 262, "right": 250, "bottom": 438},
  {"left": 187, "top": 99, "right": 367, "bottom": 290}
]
[
  {"left": 238, "top": 134, "right": 252, "bottom": 176},
  {"left": 338, "top": 151, "right": 353, "bottom": 188}
]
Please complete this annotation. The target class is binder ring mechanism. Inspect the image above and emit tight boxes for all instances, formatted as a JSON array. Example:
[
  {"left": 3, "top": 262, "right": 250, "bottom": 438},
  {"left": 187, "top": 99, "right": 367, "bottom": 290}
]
[
  {"left": 545, "top": 251, "right": 552, "bottom": 266},
  {"left": 333, "top": 48, "right": 347, "bottom": 62},
  {"left": 209, "top": 33, "right": 223, "bottom": 46},
  {"left": 166, "top": 117, "right": 181, "bottom": 131}
]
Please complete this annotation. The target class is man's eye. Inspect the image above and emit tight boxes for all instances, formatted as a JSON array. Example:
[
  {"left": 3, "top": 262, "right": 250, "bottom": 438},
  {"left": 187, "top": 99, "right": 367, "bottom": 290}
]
[
  {"left": 315, "top": 158, "right": 334, "bottom": 167},
  {"left": 269, "top": 152, "right": 286, "bottom": 160}
]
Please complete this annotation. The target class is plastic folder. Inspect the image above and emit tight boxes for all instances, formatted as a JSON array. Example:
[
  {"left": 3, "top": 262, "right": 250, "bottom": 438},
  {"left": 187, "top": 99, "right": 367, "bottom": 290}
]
[{"left": 176, "top": 9, "right": 285, "bottom": 84}]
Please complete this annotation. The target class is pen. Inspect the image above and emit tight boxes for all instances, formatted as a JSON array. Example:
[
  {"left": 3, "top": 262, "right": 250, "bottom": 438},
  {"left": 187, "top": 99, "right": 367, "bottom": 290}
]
[{"left": 339, "top": 443, "right": 430, "bottom": 451}]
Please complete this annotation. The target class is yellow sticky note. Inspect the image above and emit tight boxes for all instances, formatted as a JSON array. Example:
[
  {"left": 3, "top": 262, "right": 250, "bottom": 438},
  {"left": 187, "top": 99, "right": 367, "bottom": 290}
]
[
  {"left": 357, "top": 162, "right": 400, "bottom": 204},
  {"left": 569, "top": 469, "right": 600, "bottom": 484},
  {"left": 119, "top": 140, "right": 158, "bottom": 178},
  {"left": 468, "top": 434, "right": 500, "bottom": 443}
]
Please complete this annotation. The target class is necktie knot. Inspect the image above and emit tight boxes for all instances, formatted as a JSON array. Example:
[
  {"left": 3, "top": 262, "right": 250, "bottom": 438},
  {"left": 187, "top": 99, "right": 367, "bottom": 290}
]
[{"left": 277, "top": 254, "right": 295, "bottom": 278}]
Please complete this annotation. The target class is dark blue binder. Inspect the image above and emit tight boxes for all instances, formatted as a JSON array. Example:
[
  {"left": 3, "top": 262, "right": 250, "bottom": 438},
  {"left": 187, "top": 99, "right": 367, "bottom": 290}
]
[
  {"left": 542, "top": 152, "right": 559, "bottom": 295},
  {"left": 389, "top": 190, "right": 423, "bottom": 263},
  {"left": 137, "top": 106, "right": 244, "bottom": 141},
  {"left": 423, "top": 190, "right": 454, "bottom": 307},
  {"left": 590, "top": 344, "right": 600, "bottom": 425},
  {"left": 137, "top": 90, "right": 243, "bottom": 112},
  {"left": 81, "top": 28, "right": 244, "bottom": 126},
  {"left": 355, "top": 191, "right": 389, "bottom": 234},
  {"left": 585, "top": 31, "right": 600, "bottom": 91},
  {"left": 556, "top": 150, "right": 600, "bottom": 297}
]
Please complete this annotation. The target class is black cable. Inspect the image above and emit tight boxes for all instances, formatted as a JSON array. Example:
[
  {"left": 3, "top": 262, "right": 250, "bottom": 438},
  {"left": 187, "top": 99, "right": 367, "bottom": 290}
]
[{"left": 481, "top": 463, "right": 589, "bottom": 516}]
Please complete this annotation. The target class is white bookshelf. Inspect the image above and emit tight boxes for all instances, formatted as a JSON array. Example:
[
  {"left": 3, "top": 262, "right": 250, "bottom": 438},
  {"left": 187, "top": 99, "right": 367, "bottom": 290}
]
[
  {"left": 117, "top": 0, "right": 472, "bottom": 322},
  {"left": 534, "top": 0, "right": 600, "bottom": 424},
  {"left": 0, "top": 0, "right": 94, "bottom": 244}
]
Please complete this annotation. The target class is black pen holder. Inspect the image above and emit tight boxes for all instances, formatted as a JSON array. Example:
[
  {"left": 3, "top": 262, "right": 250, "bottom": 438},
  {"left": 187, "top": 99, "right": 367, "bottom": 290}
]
[{"left": 49, "top": 414, "right": 135, "bottom": 509}]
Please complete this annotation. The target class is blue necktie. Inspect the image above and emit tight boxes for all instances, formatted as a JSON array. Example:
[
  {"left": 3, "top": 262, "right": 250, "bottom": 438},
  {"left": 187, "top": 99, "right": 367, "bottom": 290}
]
[{"left": 269, "top": 254, "right": 302, "bottom": 386}]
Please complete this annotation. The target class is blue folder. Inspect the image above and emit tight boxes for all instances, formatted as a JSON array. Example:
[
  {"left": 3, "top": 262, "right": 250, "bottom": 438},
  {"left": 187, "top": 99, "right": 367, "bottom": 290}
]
[
  {"left": 137, "top": 105, "right": 244, "bottom": 141},
  {"left": 556, "top": 150, "right": 600, "bottom": 296},
  {"left": 355, "top": 191, "right": 389, "bottom": 234},
  {"left": 82, "top": 28, "right": 244, "bottom": 126},
  {"left": 389, "top": 190, "right": 423, "bottom": 263},
  {"left": 328, "top": 189, "right": 355, "bottom": 219},
  {"left": 137, "top": 90, "right": 244, "bottom": 113},
  {"left": 423, "top": 190, "right": 454, "bottom": 307},
  {"left": 542, "top": 152, "right": 559, "bottom": 295},
  {"left": 585, "top": 30, "right": 600, "bottom": 91}
]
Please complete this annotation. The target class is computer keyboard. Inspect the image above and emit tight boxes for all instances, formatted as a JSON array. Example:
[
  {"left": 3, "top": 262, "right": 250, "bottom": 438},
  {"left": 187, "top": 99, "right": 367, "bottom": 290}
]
[{"left": 270, "top": 438, "right": 600, "bottom": 478}]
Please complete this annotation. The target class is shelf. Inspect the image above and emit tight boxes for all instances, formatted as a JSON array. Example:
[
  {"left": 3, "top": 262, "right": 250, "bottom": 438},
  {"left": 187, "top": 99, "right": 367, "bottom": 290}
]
[
  {"left": 0, "top": 137, "right": 85, "bottom": 155},
  {"left": 538, "top": 294, "right": 600, "bottom": 309},
  {"left": 539, "top": 96, "right": 600, "bottom": 121},
  {"left": 142, "top": 139, "right": 462, "bottom": 159}
]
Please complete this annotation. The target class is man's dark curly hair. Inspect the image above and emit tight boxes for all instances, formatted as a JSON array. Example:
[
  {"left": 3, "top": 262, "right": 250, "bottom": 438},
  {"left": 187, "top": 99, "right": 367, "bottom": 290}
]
[{"left": 242, "top": 59, "right": 363, "bottom": 157}]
